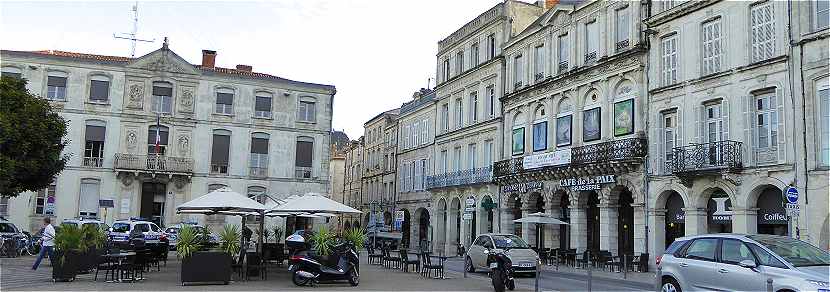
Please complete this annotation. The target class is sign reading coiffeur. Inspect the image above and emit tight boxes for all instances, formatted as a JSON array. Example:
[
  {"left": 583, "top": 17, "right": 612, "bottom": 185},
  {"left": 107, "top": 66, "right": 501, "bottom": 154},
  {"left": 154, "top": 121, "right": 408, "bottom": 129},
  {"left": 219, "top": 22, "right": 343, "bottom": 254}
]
[{"left": 559, "top": 175, "right": 616, "bottom": 191}]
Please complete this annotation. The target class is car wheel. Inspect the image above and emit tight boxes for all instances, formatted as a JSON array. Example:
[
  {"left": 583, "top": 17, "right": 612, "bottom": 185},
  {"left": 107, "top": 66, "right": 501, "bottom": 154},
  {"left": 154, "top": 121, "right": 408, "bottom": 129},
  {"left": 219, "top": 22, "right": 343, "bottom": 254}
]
[
  {"left": 661, "top": 278, "right": 681, "bottom": 292},
  {"left": 465, "top": 256, "right": 476, "bottom": 273}
]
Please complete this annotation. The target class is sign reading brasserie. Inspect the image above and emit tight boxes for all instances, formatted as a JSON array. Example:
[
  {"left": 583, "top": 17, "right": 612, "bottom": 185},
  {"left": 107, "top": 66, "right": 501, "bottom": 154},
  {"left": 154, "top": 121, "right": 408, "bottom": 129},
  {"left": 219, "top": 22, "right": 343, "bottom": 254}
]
[
  {"left": 559, "top": 175, "right": 616, "bottom": 191},
  {"left": 502, "top": 181, "right": 543, "bottom": 193},
  {"left": 522, "top": 149, "right": 572, "bottom": 169}
]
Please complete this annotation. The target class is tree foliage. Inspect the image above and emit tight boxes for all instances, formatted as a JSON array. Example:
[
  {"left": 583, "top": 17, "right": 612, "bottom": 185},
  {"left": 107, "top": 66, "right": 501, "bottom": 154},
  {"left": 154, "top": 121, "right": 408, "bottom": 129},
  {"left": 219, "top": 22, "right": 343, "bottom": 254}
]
[{"left": 0, "top": 76, "right": 68, "bottom": 197}]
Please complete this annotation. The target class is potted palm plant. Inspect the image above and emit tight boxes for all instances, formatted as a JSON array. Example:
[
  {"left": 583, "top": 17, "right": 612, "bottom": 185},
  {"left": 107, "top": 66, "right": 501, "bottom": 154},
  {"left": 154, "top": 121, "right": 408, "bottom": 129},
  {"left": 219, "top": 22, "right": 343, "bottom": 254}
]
[
  {"left": 77, "top": 224, "right": 107, "bottom": 273},
  {"left": 342, "top": 228, "right": 367, "bottom": 251},
  {"left": 218, "top": 224, "right": 240, "bottom": 259},
  {"left": 178, "top": 224, "right": 231, "bottom": 285},
  {"left": 52, "top": 224, "right": 84, "bottom": 281}
]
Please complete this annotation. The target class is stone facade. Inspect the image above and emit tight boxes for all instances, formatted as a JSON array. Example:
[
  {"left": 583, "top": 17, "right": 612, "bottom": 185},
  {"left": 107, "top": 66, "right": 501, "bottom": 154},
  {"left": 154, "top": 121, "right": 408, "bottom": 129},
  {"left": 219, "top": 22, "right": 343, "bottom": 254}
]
[
  {"left": 1, "top": 45, "right": 335, "bottom": 233},
  {"left": 340, "top": 138, "right": 365, "bottom": 231},
  {"left": 361, "top": 109, "right": 399, "bottom": 228},
  {"left": 396, "top": 89, "right": 437, "bottom": 249}
]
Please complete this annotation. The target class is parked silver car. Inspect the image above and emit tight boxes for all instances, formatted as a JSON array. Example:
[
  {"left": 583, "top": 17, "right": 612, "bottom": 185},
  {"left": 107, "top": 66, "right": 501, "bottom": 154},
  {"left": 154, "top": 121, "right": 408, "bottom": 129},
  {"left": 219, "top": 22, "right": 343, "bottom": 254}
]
[
  {"left": 657, "top": 234, "right": 829, "bottom": 292},
  {"left": 465, "top": 233, "right": 540, "bottom": 275}
]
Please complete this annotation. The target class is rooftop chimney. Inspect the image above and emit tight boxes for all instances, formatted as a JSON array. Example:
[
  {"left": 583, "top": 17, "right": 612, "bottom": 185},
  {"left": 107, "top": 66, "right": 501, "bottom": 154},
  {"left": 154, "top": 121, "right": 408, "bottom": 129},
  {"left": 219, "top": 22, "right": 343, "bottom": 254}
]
[
  {"left": 201, "top": 50, "right": 216, "bottom": 69},
  {"left": 545, "top": 0, "right": 559, "bottom": 9},
  {"left": 235, "top": 64, "right": 252, "bottom": 72}
]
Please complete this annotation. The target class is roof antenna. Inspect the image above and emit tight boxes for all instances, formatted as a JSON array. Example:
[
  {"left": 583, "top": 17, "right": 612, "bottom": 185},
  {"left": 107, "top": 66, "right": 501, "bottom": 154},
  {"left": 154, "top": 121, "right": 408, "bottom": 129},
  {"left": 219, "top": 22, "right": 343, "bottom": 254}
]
[{"left": 113, "top": 1, "right": 155, "bottom": 57}]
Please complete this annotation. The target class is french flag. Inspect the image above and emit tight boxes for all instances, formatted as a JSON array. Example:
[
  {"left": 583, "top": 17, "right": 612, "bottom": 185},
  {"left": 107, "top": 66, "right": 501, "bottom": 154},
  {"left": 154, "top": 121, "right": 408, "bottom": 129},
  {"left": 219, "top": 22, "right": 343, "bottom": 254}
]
[{"left": 154, "top": 114, "right": 161, "bottom": 154}]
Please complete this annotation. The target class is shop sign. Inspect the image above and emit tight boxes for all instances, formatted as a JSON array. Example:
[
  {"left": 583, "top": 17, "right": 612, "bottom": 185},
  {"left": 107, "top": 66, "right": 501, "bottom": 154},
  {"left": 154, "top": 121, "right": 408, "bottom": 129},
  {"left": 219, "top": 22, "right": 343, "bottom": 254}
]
[
  {"left": 466, "top": 198, "right": 476, "bottom": 206},
  {"left": 45, "top": 196, "right": 56, "bottom": 215},
  {"left": 464, "top": 207, "right": 476, "bottom": 213},
  {"left": 758, "top": 190, "right": 788, "bottom": 224},
  {"left": 462, "top": 213, "right": 473, "bottom": 220},
  {"left": 559, "top": 175, "right": 616, "bottom": 191},
  {"left": 523, "top": 149, "right": 571, "bottom": 169},
  {"left": 395, "top": 210, "right": 405, "bottom": 222},
  {"left": 708, "top": 196, "right": 733, "bottom": 223},
  {"left": 502, "top": 181, "right": 543, "bottom": 194}
]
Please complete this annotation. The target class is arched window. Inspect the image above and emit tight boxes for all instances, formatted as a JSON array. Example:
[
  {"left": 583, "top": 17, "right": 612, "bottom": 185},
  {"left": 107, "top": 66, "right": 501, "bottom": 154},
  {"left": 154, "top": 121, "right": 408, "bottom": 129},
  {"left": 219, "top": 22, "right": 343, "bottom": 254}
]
[
  {"left": 216, "top": 87, "right": 234, "bottom": 115},
  {"left": 583, "top": 92, "right": 601, "bottom": 142},
  {"left": 89, "top": 74, "right": 111, "bottom": 103},
  {"left": 250, "top": 132, "right": 270, "bottom": 177},
  {"left": 533, "top": 106, "right": 547, "bottom": 151},
  {"left": 556, "top": 97, "right": 573, "bottom": 146},
  {"left": 247, "top": 186, "right": 267, "bottom": 203},
  {"left": 1, "top": 66, "right": 22, "bottom": 79},
  {"left": 254, "top": 91, "right": 273, "bottom": 118},
  {"left": 47, "top": 71, "right": 68, "bottom": 101},
  {"left": 512, "top": 112, "right": 526, "bottom": 155},
  {"left": 614, "top": 81, "right": 636, "bottom": 137},
  {"left": 298, "top": 96, "right": 316, "bottom": 122}
]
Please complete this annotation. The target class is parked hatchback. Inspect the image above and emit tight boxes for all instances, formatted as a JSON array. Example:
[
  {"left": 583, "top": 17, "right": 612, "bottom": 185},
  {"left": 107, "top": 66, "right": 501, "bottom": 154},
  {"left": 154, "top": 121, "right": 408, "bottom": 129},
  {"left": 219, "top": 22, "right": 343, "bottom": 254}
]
[
  {"left": 465, "top": 233, "right": 539, "bottom": 275},
  {"left": 657, "top": 234, "right": 829, "bottom": 292}
]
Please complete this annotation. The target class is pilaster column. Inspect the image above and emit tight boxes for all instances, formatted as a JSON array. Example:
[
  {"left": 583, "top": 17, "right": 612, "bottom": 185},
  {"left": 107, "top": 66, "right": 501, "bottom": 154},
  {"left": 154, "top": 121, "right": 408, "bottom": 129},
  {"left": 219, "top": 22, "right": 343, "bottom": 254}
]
[
  {"left": 569, "top": 206, "right": 588, "bottom": 253},
  {"left": 433, "top": 209, "right": 446, "bottom": 254},
  {"left": 648, "top": 208, "right": 668, "bottom": 259},
  {"left": 731, "top": 208, "right": 758, "bottom": 234},
  {"left": 446, "top": 209, "right": 459, "bottom": 255},
  {"left": 547, "top": 204, "right": 563, "bottom": 249},
  {"left": 521, "top": 209, "right": 535, "bottom": 245},
  {"left": 599, "top": 204, "right": 619, "bottom": 255},
  {"left": 632, "top": 203, "right": 646, "bottom": 255},
  {"left": 500, "top": 207, "right": 515, "bottom": 235},
  {"left": 684, "top": 208, "right": 707, "bottom": 236}
]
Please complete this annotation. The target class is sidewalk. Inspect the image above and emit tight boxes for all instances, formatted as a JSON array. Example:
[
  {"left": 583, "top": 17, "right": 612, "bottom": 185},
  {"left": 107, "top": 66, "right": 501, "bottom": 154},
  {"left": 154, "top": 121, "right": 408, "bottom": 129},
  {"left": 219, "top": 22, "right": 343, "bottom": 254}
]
[{"left": 540, "top": 263, "right": 655, "bottom": 285}]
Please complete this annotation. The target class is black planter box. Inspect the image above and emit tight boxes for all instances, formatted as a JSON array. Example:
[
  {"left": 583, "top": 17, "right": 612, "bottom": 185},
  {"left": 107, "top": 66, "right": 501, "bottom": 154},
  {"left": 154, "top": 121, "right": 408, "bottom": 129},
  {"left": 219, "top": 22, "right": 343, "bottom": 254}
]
[
  {"left": 180, "top": 251, "right": 231, "bottom": 285},
  {"left": 52, "top": 250, "right": 80, "bottom": 282}
]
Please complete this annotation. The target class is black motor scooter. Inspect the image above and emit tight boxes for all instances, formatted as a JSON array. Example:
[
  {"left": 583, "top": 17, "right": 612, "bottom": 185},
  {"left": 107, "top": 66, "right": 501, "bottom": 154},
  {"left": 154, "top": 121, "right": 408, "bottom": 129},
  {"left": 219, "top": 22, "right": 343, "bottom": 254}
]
[
  {"left": 486, "top": 249, "right": 515, "bottom": 292},
  {"left": 289, "top": 242, "right": 360, "bottom": 287}
]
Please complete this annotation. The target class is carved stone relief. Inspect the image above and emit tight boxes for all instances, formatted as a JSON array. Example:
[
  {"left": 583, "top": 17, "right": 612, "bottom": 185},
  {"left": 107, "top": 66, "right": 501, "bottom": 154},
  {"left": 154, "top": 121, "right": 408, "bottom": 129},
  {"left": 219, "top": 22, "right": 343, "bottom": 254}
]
[
  {"left": 144, "top": 56, "right": 186, "bottom": 73},
  {"left": 127, "top": 83, "right": 144, "bottom": 109},
  {"left": 126, "top": 129, "right": 138, "bottom": 152},
  {"left": 179, "top": 87, "right": 194, "bottom": 112},
  {"left": 177, "top": 134, "right": 190, "bottom": 157}
]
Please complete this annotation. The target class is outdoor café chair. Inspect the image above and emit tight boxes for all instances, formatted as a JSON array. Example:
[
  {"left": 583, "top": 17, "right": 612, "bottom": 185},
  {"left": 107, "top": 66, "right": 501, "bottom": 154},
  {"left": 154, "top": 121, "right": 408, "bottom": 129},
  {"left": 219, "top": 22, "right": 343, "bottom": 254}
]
[
  {"left": 232, "top": 251, "right": 245, "bottom": 280},
  {"left": 419, "top": 251, "right": 444, "bottom": 279},
  {"left": 400, "top": 249, "right": 419, "bottom": 272},
  {"left": 94, "top": 255, "right": 118, "bottom": 281},
  {"left": 367, "top": 246, "right": 383, "bottom": 265},
  {"left": 383, "top": 247, "right": 401, "bottom": 269},
  {"left": 246, "top": 252, "right": 267, "bottom": 280}
]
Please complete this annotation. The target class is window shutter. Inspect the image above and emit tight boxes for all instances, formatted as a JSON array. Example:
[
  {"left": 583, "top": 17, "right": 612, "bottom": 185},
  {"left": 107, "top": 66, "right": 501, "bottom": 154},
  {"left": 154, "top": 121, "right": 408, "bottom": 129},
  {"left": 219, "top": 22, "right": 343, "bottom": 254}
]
[
  {"left": 85, "top": 125, "right": 106, "bottom": 142},
  {"left": 695, "top": 105, "right": 704, "bottom": 143},
  {"left": 90, "top": 80, "right": 109, "bottom": 101},
  {"left": 251, "top": 137, "right": 269, "bottom": 154},
  {"left": 47, "top": 76, "right": 67, "bottom": 87},
  {"left": 722, "top": 98, "right": 731, "bottom": 140},
  {"left": 295, "top": 141, "right": 313, "bottom": 167},
  {"left": 775, "top": 87, "right": 785, "bottom": 163},
  {"left": 217, "top": 93, "right": 234, "bottom": 105},
  {"left": 677, "top": 108, "right": 684, "bottom": 148},
  {"left": 152, "top": 85, "right": 172, "bottom": 97},
  {"left": 211, "top": 134, "right": 231, "bottom": 164},
  {"left": 656, "top": 113, "right": 665, "bottom": 174},
  {"left": 744, "top": 94, "right": 756, "bottom": 167},
  {"left": 255, "top": 96, "right": 272, "bottom": 112}
]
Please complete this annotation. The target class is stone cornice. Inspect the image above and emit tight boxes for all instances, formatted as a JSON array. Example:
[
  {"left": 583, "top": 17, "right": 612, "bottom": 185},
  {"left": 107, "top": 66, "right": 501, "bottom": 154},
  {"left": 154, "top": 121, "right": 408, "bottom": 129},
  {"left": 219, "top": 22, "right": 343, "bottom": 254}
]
[
  {"left": 644, "top": 0, "right": 718, "bottom": 28},
  {"left": 648, "top": 55, "right": 789, "bottom": 95}
]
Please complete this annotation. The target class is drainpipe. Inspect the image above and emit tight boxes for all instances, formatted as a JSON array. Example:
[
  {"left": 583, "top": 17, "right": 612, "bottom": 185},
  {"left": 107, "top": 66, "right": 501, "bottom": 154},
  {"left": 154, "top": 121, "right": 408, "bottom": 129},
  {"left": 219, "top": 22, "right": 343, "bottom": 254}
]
[
  {"left": 641, "top": 0, "right": 652, "bottom": 255},
  {"left": 787, "top": 0, "right": 809, "bottom": 239}
]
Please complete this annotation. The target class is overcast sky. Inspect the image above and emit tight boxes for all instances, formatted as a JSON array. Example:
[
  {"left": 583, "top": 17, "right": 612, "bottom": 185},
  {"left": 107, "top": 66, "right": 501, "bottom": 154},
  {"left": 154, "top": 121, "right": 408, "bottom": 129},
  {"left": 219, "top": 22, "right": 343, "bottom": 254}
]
[{"left": 0, "top": 0, "right": 509, "bottom": 139}]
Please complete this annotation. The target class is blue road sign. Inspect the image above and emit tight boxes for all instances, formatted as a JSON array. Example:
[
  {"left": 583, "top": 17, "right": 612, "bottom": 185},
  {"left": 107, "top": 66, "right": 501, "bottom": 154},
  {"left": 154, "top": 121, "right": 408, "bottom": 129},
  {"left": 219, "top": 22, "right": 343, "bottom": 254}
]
[{"left": 785, "top": 187, "right": 799, "bottom": 204}]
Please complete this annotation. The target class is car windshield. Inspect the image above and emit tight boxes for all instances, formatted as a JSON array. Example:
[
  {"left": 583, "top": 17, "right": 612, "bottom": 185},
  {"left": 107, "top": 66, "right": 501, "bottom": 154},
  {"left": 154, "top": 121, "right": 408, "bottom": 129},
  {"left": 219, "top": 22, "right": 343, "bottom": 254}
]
[
  {"left": 0, "top": 223, "right": 17, "bottom": 233},
  {"left": 492, "top": 235, "right": 529, "bottom": 249},
  {"left": 112, "top": 223, "right": 130, "bottom": 232},
  {"left": 748, "top": 235, "right": 830, "bottom": 267}
]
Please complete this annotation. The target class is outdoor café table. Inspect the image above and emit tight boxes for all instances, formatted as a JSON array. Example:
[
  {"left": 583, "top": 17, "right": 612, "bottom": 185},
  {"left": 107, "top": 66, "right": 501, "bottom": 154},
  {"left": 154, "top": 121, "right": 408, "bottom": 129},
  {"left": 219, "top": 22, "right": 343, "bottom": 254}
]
[
  {"left": 424, "top": 252, "right": 449, "bottom": 279},
  {"left": 101, "top": 251, "right": 137, "bottom": 283}
]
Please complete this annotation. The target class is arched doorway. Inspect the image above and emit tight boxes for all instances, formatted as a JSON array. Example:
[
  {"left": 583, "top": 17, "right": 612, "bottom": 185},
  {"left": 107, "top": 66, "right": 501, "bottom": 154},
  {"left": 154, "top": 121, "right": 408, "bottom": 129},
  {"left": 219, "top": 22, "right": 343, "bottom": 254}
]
[
  {"left": 450, "top": 197, "right": 461, "bottom": 251},
  {"left": 617, "top": 188, "right": 634, "bottom": 256},
  {"left": 585, "top": 191, "right": 600, "bottom": 252},
  {"left": 383, "top": 211, "right": 393, "bottom": 227},
  {"left": 435, "top": 199, "right": 447, "bottom": 252},
  {"left": 664, "top": 191, "right": 685, "bottom": 248},
  {"left": 402, "top": 209, "right": 412, "bottom": 248},
  {"left": 511, "top": 195, "right": 523, "bottom": 237},
  {"left": 416, "top": 208, "right": 430, "bottom": 250},
  {"left": 755, "top": 186, "right": 787, "bottom": 235},
  {"left": 706, "top": 189, "right": 733, "bottom": 233}
]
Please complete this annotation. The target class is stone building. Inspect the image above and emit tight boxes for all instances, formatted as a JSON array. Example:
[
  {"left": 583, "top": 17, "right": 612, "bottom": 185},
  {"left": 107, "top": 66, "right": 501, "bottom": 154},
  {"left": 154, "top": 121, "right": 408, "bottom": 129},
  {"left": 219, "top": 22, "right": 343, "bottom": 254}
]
[
  {"left": 328, "top": 130, "right": 349, "bottom": 231},
  {"left": 642, "top": 0, "right": 830, "bottom": 262},
  {"left": 396, "top": 88, "right": 437, "bottom": 249},
  {"left": 0, "top": 45, "right": 335, "bottom": 232},
  {"left": 340, "top": 138, "right": 365, "bottom": 231},
  {"left": 495, "top": 0, "right": 648, "bottom": 259},
  {"left": 361, "top": 109, "right": 399, "bottom": 229},
  {"left": 428, "top": 0, "right": 545, "bottom": 255},
  {"left": 788, "top": 0, "right": 829, "bottom": 250}
]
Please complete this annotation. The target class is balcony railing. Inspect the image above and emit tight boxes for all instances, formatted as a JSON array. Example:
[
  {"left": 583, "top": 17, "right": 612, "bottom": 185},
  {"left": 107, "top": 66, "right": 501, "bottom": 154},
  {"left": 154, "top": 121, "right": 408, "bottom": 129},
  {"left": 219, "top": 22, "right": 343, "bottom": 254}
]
[
  {"left": 425, "top": 166, "right": 493, "bottom": 189},
  {"left": 210, "top": 163, "right": 228, "bottom": 174},
  {"left": 615, "top": 39, "right": 630, "bottom": 52},
  {"left": 584, "top": 52, "right": 597, "bottom": 63},
  {"left": 514, "top": 81, "right": 523, "bottom": 91},
  {"left": 558, "top": 61, "right": 569, "bottom": 73},
  {"left": 114, "top": 153, "right": 193, "bottom": 173},
  {"left": 535, "top": 72, "right": 544, "bottom": 82},
  {"left": 83, "top": 157, "right": 104, "bottom": 168},
  {"left": 666, "top": 141, "right": 743, "bottom": 174},
  {"left": 249, "top": 166, "right": 268, "bottom": 178},
  {"left": 494, "top": 137, "right": 647, "bottom": 178},
  {"left": 295, "top": 166, "right": 313, "bottom": 179}
]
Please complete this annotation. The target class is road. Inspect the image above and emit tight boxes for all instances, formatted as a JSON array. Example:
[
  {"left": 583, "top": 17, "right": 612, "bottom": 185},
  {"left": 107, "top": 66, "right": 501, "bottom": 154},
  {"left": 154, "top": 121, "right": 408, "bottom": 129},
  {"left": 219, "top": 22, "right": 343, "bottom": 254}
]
[{"left": 442, "top": 257, "right": 655, "bottom": 292}]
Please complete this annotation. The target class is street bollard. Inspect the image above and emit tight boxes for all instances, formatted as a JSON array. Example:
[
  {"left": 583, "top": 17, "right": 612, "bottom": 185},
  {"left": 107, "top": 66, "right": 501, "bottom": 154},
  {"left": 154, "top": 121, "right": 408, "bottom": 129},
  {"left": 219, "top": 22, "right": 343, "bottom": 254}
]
[
  {"left": 587, "top": 250, "right": 592, "bottom": 292},
  {"left": 555, "top": 249, "right": 559, "bottom": 271},
  {"left": 463, "top": 258, "right": 467, "bottom": 278},
  {"left": 623, "top": 254, "right": 627, "bottom": 279},
  {"left": 535, "top": 258, "right": 541, "bottom": 292},
  {"left": 767, "top": 278, "right": 773, "bottom": 292}
]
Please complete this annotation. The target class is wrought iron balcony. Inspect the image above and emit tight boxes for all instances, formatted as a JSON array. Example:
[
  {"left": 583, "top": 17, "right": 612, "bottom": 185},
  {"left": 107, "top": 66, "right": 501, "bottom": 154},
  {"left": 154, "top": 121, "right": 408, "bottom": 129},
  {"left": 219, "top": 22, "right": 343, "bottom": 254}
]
[
  {"left": 514, "top": 81, "right": 523, "bottom": 91},
  {"left": 82, "top": 157, "right": 104, "bottom": 168},
  {"left": 584, "top": 52, "right": 597, "bottom": 63},
  {"left": 666, "top": 141, "right": 743, "bottom": 174},
  {"left": 425, "top": 166, "right": 493, "bottom": 189},
  {"left": 493, "top": 137, "right": 647, "bottom": 179},
  {"left": 615, "top": 39, "right": 630, "bottom": 52},
  {"left": 558, "top": 61, "right": 569, "bottom": 73},
  {"left": 114, "top": 153, "right": 193, "bottom": 174},
  {"left": 535, "top": 72, "right": 545, "bottom": 82}
]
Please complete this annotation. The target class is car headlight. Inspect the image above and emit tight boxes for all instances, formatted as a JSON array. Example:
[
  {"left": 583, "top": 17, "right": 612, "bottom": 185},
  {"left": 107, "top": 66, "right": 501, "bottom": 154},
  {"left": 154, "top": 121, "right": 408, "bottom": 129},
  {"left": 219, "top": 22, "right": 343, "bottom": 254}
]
[{"left": 807, "top": 280, "right": 829, "bottom": 288}]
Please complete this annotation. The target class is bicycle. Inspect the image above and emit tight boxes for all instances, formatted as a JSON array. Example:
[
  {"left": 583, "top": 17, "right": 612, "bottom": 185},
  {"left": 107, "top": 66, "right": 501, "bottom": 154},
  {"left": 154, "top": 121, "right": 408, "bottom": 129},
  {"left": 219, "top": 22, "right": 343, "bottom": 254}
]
[{"left": 18, "top": 232, "right": 39, "bottom": 256}]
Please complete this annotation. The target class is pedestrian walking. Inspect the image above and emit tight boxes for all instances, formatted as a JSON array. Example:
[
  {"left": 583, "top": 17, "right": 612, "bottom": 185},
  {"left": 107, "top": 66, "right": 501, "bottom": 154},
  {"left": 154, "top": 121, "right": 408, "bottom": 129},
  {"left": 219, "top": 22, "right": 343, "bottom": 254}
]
[{"left": 31, "top": 217, "right": 55, "bottom": 270}]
